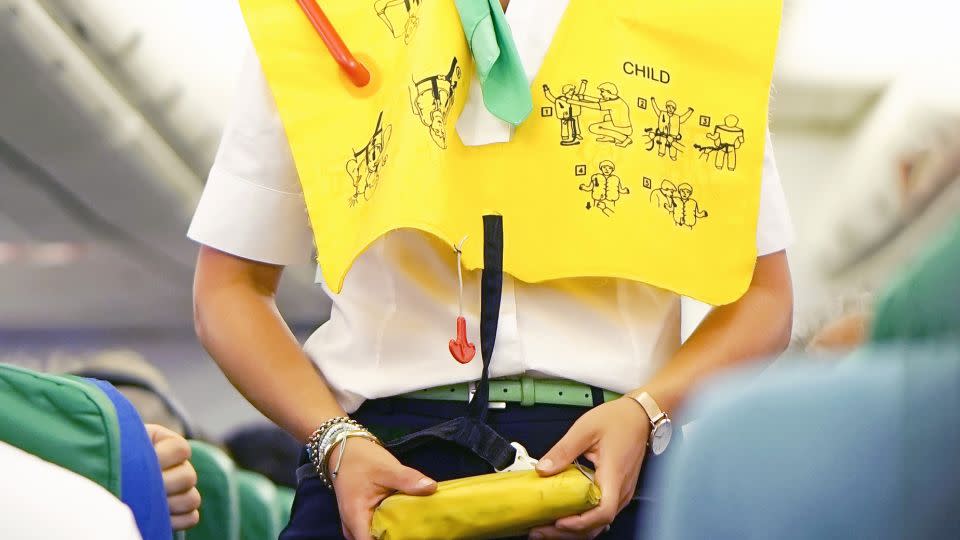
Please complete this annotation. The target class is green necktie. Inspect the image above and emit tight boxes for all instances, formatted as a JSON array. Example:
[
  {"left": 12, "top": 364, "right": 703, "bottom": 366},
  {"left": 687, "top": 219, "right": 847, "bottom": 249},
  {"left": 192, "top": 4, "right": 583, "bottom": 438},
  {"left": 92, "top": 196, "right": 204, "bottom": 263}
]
[{"left": 454, "top": 0, "right": 533, "bottom": 125}]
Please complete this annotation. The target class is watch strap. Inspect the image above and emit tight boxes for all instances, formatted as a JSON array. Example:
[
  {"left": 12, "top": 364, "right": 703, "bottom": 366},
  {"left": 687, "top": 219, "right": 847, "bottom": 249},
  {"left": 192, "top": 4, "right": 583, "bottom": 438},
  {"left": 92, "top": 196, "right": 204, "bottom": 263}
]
[{"left": 635, "top": 392, "right": 667, "bottom": 424}]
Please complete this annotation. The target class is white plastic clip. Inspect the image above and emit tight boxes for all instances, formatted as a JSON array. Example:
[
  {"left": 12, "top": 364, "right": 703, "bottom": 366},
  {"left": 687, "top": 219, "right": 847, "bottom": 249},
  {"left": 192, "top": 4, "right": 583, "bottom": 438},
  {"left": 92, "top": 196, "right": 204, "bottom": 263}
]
[{"left": 496, "top": 442, "right": 539, "bottom": 473}]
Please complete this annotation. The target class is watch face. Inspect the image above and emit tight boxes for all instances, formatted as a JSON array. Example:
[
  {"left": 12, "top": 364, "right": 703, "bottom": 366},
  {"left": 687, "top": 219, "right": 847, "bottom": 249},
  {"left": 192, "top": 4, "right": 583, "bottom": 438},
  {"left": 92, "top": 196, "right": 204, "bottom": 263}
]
[{"left": 651, "top": 418, "right": 673, "bottom": 456}]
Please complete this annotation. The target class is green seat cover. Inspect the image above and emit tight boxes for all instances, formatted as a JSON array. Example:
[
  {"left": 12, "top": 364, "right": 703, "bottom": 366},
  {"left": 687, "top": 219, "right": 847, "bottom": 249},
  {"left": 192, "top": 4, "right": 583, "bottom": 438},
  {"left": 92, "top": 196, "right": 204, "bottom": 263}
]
[
  {"left": 237, "top": 470, "right": 282, "bottom": 540},
  {"left": 274, "top": 486, "right": 295, "bottom": 532},
  {"left": 872, "top": 218, "right": 960, "bottom": 343},
  {"left": 0, "top": 364, "right": 121, "bottom": 496},
  {"left": 187, "top": 440, "right": 240, "bottom": 540}
]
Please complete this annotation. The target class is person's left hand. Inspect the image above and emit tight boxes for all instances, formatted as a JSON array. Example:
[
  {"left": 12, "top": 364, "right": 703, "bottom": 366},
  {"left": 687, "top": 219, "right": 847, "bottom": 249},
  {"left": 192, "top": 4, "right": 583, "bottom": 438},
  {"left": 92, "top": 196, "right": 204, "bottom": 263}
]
[
  {"left": 528, "top": 398, "right": 650, "bottom": 539},
  {"left": 146, "top": 424, "right": 202, "bottom": 531}
]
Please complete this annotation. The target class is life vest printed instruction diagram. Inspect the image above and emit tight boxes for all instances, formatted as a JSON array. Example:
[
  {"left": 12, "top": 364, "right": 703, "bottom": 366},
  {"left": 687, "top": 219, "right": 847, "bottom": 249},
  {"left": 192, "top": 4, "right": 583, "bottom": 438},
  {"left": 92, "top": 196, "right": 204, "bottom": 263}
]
[
  {"left": 540, "top": 66, "right": 748, "bottom": 174},
  {"left": 346, "top": 112, "right": 393, "bottom": 207},
  {"left": 375, "top": 0, "right": 421, "bottom": 43},
  {"left": 650, "top": 180, "right": 708, "bottom": 228},
  {"left": 577, "top": 160, "right": 631, "bottom": 217},
  {"left": 641, "top": 97, "right": 694, "bottom": 161},
  {"left": 575, "top": 162, "right": 709, "bottom": 228},
  {"left": 694, "top": 114, "right": 745, "bottom": 172},
  {"left": 542, "top": 80, "right": 634, "bottom": 148},
  {"left": 409, "top": 57, "right": 463, "bottom": 149}
]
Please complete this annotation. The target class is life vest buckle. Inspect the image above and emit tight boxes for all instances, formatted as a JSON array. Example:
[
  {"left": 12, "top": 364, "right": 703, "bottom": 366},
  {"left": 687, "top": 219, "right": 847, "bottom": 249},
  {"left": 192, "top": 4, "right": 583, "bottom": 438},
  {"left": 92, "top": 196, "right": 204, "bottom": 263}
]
[{"left": 495, "top": 442, "right": 539, "bottom": 473}]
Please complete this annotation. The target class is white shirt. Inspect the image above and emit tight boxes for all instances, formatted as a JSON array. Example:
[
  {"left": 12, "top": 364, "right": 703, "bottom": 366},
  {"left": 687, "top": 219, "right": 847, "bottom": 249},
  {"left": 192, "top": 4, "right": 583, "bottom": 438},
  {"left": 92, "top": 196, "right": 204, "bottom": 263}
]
[
  {"left": 0, "top": 442, "right": 142, "bottom": 540},
  {"left": 189, "top": 1, "right": 793, "bottom": 413}
]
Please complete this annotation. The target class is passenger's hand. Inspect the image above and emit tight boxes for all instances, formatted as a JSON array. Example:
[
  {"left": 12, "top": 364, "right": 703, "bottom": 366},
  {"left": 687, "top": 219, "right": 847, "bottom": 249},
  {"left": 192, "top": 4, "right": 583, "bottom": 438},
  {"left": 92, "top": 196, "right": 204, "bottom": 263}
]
[
  {"left": 333, "top": 438, "right": 437, "bottom": 540},
  {"left": 528, "top": 399, "right": 650, "bottom": 539},
  {"left": 146, "top": 424, "right": 201, "bottom": 531}
]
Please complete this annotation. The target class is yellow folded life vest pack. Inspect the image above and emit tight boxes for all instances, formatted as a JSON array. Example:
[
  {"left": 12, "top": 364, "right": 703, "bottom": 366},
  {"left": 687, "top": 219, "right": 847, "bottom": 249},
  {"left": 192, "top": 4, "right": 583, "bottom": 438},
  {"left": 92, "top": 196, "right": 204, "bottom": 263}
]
[
  {"left": 239, "top": 0, "right": 783, "bottom": 305},
  {"left": 370, "top": 467, "right": 600, "bottom": 540}
]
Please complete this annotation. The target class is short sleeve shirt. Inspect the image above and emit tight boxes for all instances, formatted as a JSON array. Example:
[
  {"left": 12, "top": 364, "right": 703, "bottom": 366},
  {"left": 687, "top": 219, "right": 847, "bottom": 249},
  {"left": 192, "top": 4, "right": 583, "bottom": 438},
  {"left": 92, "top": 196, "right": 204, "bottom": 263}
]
[{"left": 189, "top": 1, "right": 793, "bottom": 412}]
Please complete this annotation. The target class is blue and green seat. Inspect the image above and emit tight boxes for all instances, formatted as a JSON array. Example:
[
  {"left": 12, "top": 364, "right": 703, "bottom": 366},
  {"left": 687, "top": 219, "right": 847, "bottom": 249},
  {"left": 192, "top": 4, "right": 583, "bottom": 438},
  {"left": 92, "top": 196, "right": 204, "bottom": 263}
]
[
  {"left": 0, "top": 364, "right": 123, "bottom": 496},
  {"left": 187, "top": 440, "right": 241, "bottom": 540},
  {"left": 275, "top": 486, "right": 296, "bottom": 532},
  {"left": 871, "top": 217, "right": 960, "bottom": 343},
  {"left": 237, "top": 469, "right": 283, "bottom": 540},
  {"left": 0, "top": 364, "right": 173, "bottom": 539}
]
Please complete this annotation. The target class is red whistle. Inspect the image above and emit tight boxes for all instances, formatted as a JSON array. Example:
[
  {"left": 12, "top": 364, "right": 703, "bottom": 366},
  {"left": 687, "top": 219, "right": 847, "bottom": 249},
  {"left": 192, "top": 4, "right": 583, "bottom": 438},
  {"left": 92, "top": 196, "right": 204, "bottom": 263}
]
[
  {"left": 295, "top": 0, "right": 371, "bottom": 87},
  {"left": 448, "top": 316, "right": 476, "bottom": 364}
]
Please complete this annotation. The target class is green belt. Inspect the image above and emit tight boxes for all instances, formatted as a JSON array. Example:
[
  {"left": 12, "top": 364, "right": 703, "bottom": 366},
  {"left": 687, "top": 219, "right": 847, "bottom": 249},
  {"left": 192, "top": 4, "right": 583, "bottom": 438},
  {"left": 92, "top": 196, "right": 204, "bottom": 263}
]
[{"left": 401, "top": 376, "right": 621, "bottom": 407}]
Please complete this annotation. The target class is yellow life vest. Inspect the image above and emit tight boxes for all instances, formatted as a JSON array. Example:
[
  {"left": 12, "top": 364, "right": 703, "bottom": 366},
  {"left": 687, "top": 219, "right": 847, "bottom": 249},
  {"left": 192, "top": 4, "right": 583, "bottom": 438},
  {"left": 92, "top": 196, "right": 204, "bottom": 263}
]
[{"left": 239, "top": 0, "right": 782, "bottom": 305}]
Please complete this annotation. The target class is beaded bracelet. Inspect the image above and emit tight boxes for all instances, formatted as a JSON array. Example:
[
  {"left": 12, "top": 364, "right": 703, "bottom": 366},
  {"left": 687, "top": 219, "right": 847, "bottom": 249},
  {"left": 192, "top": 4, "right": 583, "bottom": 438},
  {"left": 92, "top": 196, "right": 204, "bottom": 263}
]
[
  {"left": 316, "top": 423, "right": 359, "bottom": 479},
  {"left": 307, "top": 417, "right": 357, "bottom": 486},
  {"left": 307, "top": 417, "right": 380, "bottom": 488}
]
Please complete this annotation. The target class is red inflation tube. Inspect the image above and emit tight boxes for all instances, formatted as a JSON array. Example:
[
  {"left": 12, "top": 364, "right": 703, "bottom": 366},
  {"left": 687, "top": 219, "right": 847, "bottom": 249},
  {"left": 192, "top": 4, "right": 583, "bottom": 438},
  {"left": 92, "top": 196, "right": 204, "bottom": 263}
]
[{"left": 295, "top": 0, "right": 371, "bottom": 87}]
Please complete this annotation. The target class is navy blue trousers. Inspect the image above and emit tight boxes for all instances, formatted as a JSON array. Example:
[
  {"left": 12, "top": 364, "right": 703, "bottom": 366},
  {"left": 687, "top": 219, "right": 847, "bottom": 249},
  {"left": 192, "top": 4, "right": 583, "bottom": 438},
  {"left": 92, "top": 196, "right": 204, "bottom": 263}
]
[{"left": 280, "top": 397, "right": 663, "bottom": 540}]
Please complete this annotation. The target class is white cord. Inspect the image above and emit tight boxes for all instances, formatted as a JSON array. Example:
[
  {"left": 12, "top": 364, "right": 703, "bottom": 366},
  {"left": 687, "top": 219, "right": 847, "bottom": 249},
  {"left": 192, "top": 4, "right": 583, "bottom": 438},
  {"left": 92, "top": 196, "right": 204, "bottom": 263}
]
[{"left": 455, "top": 236, "right": 468, "bottom": 317}]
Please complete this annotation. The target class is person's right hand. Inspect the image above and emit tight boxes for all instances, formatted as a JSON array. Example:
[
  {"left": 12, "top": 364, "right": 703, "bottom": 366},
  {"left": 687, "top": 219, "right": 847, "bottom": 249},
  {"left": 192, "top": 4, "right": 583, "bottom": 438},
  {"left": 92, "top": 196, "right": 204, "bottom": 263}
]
[
  {"left": 332, "top": 438, "right": 437, "bottom": 540},
  {"left": 146, "top": 424, "right": 201, "bottom": 531}
]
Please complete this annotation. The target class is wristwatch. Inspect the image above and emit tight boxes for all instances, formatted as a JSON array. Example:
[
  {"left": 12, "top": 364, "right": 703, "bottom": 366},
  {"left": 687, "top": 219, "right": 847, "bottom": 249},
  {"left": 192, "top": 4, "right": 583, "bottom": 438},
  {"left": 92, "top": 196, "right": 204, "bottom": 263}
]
[{"left": 626, "top": 391, "right": 673, "bottom": 456}]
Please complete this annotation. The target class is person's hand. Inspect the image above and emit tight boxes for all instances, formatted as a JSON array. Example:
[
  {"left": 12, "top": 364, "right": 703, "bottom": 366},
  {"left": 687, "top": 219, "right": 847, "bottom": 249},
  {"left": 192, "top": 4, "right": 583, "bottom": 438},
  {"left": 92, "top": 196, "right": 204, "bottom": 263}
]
[
  {"left": 528, "top": 398, "right": 650, "bottom": 539},
  {"left": 333, "top": 438, "right": 437, "bottom": 540},
  {"left": 145, "top": 424, "right": 201, "bottom": 531}
]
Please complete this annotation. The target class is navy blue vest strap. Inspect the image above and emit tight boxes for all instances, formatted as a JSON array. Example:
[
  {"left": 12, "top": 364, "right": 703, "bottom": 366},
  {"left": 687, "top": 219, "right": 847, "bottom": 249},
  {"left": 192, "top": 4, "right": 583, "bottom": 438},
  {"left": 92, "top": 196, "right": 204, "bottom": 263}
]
[
  {"left": 381, "top": 215, "right": 516, "bottom": 471},
  {"left": 385, "top": 416, "right": 516, "bottom": 471},
  {"left": 591, "top": 386, "right": 605, "bottom": 407},
  {"left": 469, "top": 214, "right": 504, "bottom": 422},
  {"left": 296, "top": 462, "right": 318, "bottom": 484}
]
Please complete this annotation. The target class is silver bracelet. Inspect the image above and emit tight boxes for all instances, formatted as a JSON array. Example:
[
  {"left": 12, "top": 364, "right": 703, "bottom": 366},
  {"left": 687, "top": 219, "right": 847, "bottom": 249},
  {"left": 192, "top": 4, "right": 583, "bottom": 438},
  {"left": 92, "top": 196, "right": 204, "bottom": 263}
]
[
  {"left": 307, "top": 418, "right": 380, "bottom": 489},
  {"left": 307, "top": 417, "right": 357, "bottom": 487},
  {"left": 316, "top": 423, "right": 358, "bottom": 479},
  {"left": 328, "top": 430, "right": 381, "bottom": 484}
]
